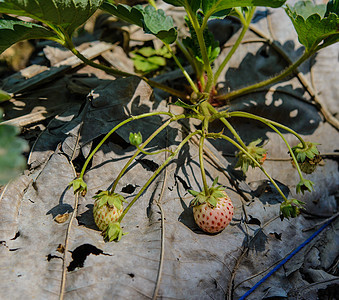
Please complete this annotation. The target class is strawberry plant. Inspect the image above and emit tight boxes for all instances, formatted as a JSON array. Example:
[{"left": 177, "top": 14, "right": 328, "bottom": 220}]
[
  {"left": 0, "top": 87, "right": 28, "bottom": 184},
  {"left": 1, "top": 0, "right": 338, "bottom": 241}
]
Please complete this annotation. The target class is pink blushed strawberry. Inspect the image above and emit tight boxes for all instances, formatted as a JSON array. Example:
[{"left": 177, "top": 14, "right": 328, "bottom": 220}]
[
  {"left": 189, "top": 177, "right": 234, "bottom": 234},
  {"left": 193, "top": 191, "right": 234, "bottom": 233},
  {"left": 93, "top": 197, "right": 123, "bottom": 231}
]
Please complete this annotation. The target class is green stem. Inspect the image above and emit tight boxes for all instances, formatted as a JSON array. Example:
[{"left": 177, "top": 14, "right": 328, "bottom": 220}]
[
  {"left": 208, "top": 103, "right": 247, "bottom": 149},
  {"left": 216, "top": 50, "right": 313, "bottom": 101},
  {"left": 264, "top": 123, "right": 305, "bottom": 181},
  {"left": 185, "top": 1, "right": 214, "bottom": 92},
  {"left": 212, "top": 133, "right": 288, "bottom": 202},
  {"left": 226, "top": 111, "right": 307, "bottom": 149},
  {"left": 79, "top": 112, "right": 174, "bottom": 179},
  {"left": 118, "top": 130, "right": 202, "bottom": 222},
  {"left": 199, "top": 136, "right": 210, "bottom": 195},
  {"left": 176, "top": 40, "right": 199, "bottom": 76},
  {"left": 148, "top": 0, "right": 157, "bottom": 9},
  {"left": 164, "top": 43, "right": 199, "bottom": 94},
  {"left": 136, "top": 145, "right": 173, "bottom": 156},
  {"left": 67, "top": 41, "right": 135, "bottom": 77},
  {"left": 111, "top": 115, "right": 186, "bottom": 193},
  {"left": 213, "top": 8, "right": 255, "bottom": 85}
]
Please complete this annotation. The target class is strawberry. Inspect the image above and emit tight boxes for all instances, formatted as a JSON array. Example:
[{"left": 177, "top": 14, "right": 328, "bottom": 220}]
[
  {"left": 93, "top": 191, "right": 126, "bottom": 241},
  {"left": 260, "top": 153, "right": 267, "bottom": 164},
  {"left": 69, "top": 178, "right": 87, "bottom": 196},
  {"left": 190, "top": 178, "right": 234, "bottom": 234},
  {"left": 280, "top": 199, "right": 305, "bottom": 220},
  {"left": 290, "top": 142, "right": 321, "bottom": 174},
  {"left": 235, "top": 139, "right": 267, "bottom": 173}
]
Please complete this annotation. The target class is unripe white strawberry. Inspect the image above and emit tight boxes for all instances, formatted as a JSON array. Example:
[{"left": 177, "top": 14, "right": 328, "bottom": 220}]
[{"left": 92, "top": 191, "right": 125, "bottom": 232}]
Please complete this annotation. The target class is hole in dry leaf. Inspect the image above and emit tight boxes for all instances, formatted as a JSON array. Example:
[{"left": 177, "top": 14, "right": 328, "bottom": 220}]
[
  {"left": 246, "top": 215, "right": 261, "bottom": 226},
  {"left": 128, "top": 273, "right": 135, "bottom": 278},
  {"left": 136, "top": 158, "right": 159, "bottom": 172},
  {"left": 269, "top": 232, "right": 282, "bottom": 241},
  {"left": 121, "top": 184, "right": 138, "bottom": 194},
  {"left": 67, "top": 244, "right": 110, "bottom": 272}
]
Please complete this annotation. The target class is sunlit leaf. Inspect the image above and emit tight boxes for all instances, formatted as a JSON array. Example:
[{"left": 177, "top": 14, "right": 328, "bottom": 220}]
[
  {"left": 0, "top": 17, "right": 58, "bottom": 54},
  {"left": 101, "top": 2, "right": 177, "bottom": 44},
  {"left": 286, "top": 0, "right": 339, "bottom": 50},
  {"left": 0, "top": 0, "right": 103, "bottom": 35}
]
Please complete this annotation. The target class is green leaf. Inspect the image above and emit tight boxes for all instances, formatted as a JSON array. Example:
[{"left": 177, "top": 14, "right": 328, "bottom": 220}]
[
  {"left": 208, "top": 195, "right": 217, "bottom": 207},
  {"left": 101, "top": 2, "right": 144, "bottom": 27},
  {"left": 213, "top": 191, "right": 225, "bottom": 198},
  {"left": 163, "top": 0, "right": 201, "bottom": 11},
  {"left": 101, "top": 2, "right": 177, "bottom": 44},
  {"left": 0, "top": 18, "right": 58, "bottom": 54},
  {"left": 0, "top": 0, "right": 103, "bottom": 36},
  {"left": 188, "top": 189, "right": 199, "bottom": 196},
  {"left": 183, "top": 14, "right": 220, "bottom": 64},
  {"left": 296, "top": 179, "right": 314, "bottom": 194},
  {"left": 210, "top": 9, "right": 232, "bottom": 19},
  {"left": 0, "top": 109, "right": 28, "bottom": 185},
  {"left": 138, "top": 47, "right": 157, "bottom": 57},
  {"left": 104, "top": 222, "right": 125, "bottom": 242},
  {"left": 162, "top": 0, "right": 185, "bottom": 6},
  {"left": 201, "top": 0, "right": 286, "bottom": 16},
  {"left": 68, "top": 178, "right": 88, "bottom": 195},
  {"left": 142, "top": 6, "right": 177, "bottom": 44},
  {"left": 132, "top": 54, "right": 165, "bottom": 73},
  {"left": 0, "top": 89, "right": 11, "bottom": 102},
  {"left": 280, "top": 199, "right": 304, "bottom": 220},
  {"left": 326, "top": 0, "right": 339, "bottom": 16},
  {"left": 132, "top": 45, "right": 171, "bottom": 73},
  {"left": 292, "top": 0, "right": 327, "bottom": 19},
  {"left": 286, "top": 1, "right": 339, "bottom": 51},
  {"left": 212, "top": 177, "right": 219, "bottom": 187}
]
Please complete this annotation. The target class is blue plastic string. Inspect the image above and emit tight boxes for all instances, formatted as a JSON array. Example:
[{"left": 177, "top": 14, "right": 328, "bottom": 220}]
[{"left": 238, "top": 219, "right": 334, "bottom": 300}]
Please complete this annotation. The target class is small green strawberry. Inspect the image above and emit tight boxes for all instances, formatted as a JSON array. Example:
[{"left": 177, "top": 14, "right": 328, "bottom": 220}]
[
  {"left": 69, "top": 178, "right": 87, "bottom": 196},
  {"left": 189, "top": 178, "right": 234, "bottom": 233},
  {"left": 280, "top": 199, "right": 305, "bottom": 220},
  {"left": 93, "top": 191, "right": 126, "bottom": 241},
  {"left": 129, "top": 132, "right": 142, "bottom": 146},
  {"left": 235, "top": 139, "right": 267, "bottom": 173},
  {"left": 296, "top": 179, "right": 314, "bottom": 194},
  {"left": 291, "top": 142, "right": 322, "bottom": 174},
  {"left": 104, "top": 222, "right": 124, "bottom": 242}
]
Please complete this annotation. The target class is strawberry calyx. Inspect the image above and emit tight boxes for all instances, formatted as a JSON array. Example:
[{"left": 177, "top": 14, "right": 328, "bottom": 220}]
[
  {"left": 103, "top": 222, "right": 125, "bottom": 242},
  {"left": 291, "top": 142, "right": 319, "bottom": 163},
  {"left": 291, "top": 142, "right": 322, "bottom": 174},
  {"left": 93, "top": 191, "right": 126, "bottom": 210},
  {"left": 68, "top": 178, "right": 87, "bottom": 196},
  {"left": 129, "top": 132, "right": 143, "bottom": 146},
  {"left": 280, "top": 199, "right": 305, "bottom": 220},
  {"left": 296, "top": 178, "right": 314, "bottom": 194},
  {"left": 189, "top": 177, "right": 226, "bottom": 208},
  {"left": 235, "top": 139, "right": 267, "bottom": 174}
]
